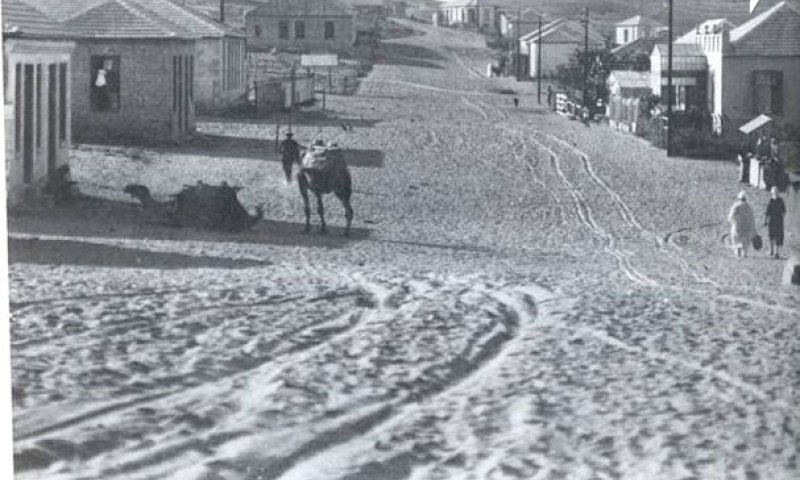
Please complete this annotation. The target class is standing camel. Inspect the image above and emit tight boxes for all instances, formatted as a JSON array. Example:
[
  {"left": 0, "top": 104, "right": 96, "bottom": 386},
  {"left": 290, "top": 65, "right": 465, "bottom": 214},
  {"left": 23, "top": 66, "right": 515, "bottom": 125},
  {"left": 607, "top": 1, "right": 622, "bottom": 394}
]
[{"left": 294, "top": 140, "right": 353, "bottom": 236}]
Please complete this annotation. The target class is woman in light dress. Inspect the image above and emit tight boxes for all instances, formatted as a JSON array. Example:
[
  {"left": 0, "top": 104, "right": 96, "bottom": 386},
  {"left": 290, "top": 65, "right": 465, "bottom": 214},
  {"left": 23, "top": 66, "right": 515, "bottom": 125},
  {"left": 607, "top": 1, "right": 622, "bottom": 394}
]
[{"left": 728, "top": 191, "right": 757, "bottom": 258}]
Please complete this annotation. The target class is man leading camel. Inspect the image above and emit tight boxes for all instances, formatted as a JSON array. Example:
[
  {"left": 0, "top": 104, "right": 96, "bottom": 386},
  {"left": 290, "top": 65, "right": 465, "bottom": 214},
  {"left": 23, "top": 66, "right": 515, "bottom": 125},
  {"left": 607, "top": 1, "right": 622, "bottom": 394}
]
[{"left": 278, "top": 132, "right": 300, "bottom": 183}]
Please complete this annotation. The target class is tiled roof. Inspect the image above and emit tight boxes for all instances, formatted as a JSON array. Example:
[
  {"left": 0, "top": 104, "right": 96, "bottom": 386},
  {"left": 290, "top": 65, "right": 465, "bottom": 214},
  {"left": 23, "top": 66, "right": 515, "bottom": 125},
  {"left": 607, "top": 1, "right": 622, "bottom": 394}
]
[
  {"left": 2, "top": 0, "right": 71, "bottom": 37},
  {"left": 616, "top": 15, "right": 663, "bottom": 28},
  {"left": 729, "top": 1, "right": 800, "bottom": 55},
  {"left": 611, "top": 30, "right": 669, "bottom": 56},
  {"left": 609, "top": 70, "right": 651, "bottom": 88},
  {"left": 64, "top": 0, "right": 192, "bottom": 38},
  {"left": 21, "top": 0, "right": 243, "bottom": 38},
  {"left": 521, "top": 18, "right": 603, "bottom": 45},
  {"left": 250, "top": 0, "right": 352, "bottom": 16}
]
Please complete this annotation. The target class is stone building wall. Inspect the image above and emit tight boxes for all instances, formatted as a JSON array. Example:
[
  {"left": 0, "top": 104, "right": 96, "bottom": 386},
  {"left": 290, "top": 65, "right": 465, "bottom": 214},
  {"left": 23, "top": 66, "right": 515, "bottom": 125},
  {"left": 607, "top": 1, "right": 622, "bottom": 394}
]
[{"left": 71, "top": 39, "right": 195, "bottom": 144}]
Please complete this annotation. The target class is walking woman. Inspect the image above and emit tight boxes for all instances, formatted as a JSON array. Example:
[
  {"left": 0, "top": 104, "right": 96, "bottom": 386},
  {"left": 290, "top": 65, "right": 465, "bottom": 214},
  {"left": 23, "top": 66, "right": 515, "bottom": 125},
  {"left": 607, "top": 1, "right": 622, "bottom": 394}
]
[
  {"left": 728, "top": 191, "right": 756, "bottom": 258},
  {"left": 765, "top": 186, "right": 786, "bottom": 259}
]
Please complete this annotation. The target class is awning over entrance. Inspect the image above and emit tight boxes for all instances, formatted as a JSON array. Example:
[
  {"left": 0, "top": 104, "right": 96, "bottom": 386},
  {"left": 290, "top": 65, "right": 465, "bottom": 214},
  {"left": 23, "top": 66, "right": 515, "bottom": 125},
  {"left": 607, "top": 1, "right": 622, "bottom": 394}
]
[{"left": 739, "top": 114, "right": 773, "bottom": 134}]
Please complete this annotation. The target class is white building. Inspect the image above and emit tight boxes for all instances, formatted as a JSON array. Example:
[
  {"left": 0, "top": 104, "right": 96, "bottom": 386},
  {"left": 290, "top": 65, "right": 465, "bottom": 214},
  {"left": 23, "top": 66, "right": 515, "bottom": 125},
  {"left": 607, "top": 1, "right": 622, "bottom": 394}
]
[
  {"left": 615, "top": 15, "right": 665, "bottom": 47},
  {"left": 437, "top": 0, "right": 497, "bottom": 33}
]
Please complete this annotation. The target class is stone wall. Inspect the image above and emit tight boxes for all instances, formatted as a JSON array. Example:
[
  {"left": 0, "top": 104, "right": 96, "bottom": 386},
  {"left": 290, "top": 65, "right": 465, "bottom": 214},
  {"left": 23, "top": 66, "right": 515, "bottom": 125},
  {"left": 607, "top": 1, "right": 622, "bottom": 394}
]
[
  {"left": 194, "top": 37, "right": 247, "bottom": 114},
  {"left": 71, "top": 39, "right": 195, "bottom": 144}
]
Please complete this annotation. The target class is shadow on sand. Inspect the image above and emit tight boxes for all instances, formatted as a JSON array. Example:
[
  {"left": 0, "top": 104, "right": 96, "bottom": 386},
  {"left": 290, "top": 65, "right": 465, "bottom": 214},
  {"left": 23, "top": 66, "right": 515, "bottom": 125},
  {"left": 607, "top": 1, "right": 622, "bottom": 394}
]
[
  {"left": 8, "top": 237, "right": 273, "bottom": 270},
  {"left": 162, "top": 132, "right": 385, "bottom": 168},
  {"left": 8, "top": 196, "right": 372, "bottom": 259}
]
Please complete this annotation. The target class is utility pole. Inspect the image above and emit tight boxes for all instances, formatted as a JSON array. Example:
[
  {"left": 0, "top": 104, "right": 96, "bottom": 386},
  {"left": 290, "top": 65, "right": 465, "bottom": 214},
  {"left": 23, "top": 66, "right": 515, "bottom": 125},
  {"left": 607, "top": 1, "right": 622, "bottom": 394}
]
[
  {"left": 537, "top": 14, "right": 542, "bottom": 103},
  {"left": 515, "top": 5, "right": 521, "bottom": 80},
  {"left": 219, "top": 0, "right": 225, "bottom": 23},
  {"left": 666, "top": 0, "right": 674, "bottom": 157},
  {"left": 582, "top": 7, "right": 589, "bottom": 109}
]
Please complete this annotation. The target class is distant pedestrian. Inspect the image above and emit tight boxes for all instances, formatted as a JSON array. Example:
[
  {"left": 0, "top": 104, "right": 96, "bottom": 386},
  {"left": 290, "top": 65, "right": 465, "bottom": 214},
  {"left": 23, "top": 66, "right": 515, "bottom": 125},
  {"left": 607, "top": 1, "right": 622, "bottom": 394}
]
[
  {"left": 728, "top": 191, "right": 757, "bottom": 258},
  {"left": 278, "top": 132, "right": 300, "bottom": 183},
  {"left": 756, "top": 133, "right": 770, "bottom": 160},
  {"left": 513, "top": 97, "right": 519, "bottom": 108},
  {"left": 770, "top": 136, "right": 780, "bottom": 160},
  {"left": 546, "top": 86, "right": 554, "bottom": 110},
  {"left": 581, "top": 105, "right": 591, "bottom": 127},
  {"left": 765, "top": 186, "right": 786, "bottom": 259}
]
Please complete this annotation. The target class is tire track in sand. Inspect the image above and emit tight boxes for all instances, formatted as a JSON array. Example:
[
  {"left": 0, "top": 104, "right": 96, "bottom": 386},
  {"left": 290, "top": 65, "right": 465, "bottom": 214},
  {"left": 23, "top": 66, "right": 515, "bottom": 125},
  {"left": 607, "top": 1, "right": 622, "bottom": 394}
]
[
  {"left": 535, "top": 132, "right": 724, "bottom": 290},
  {"left": 526, "top": 136, "right": 658, "bottom": 287}
]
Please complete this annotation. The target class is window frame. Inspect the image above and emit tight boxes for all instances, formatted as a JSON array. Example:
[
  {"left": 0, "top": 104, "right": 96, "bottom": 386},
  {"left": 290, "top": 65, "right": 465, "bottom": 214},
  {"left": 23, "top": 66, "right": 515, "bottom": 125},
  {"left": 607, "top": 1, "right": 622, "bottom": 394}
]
[
  {"left": 324, "top": 21, "right": 335, "bottom": 39},
  {"left": 279, "top": 21, "right": 289, "bottom": 39},
  {"left": 295, "top": 20, "right": 305, "bottom": 39},
  {"left": 753, "top": 70, "right": 783, "bottom": 116},
  {"left": 90, "top": 55, "right": 121, "bottom": 112}
]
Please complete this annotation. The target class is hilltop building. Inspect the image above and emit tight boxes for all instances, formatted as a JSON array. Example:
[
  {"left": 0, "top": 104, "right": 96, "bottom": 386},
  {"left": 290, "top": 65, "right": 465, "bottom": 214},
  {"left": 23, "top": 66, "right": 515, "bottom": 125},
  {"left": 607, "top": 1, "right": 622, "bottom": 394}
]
[
  {"left": 519, "top": 18, "right": 604, "bottom": 78},
  {"left": 614, "top": 15, "right": 665, "bottom": 47},
  {"left": 245, "top": 0, "right": 356, "bottom": 53},
  {"left": 498, "top": 8, "right": 541, "bottom": 39},
  {"left": 436, "top": 0, "right": 498, "bottom": 33}
]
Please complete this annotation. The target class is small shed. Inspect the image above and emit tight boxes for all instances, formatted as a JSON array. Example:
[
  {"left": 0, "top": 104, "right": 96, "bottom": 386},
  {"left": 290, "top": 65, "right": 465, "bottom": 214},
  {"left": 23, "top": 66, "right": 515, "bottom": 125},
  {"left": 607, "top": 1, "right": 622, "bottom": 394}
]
[{"left": 607, "top": 70, "right": 651, "bottom": 97}]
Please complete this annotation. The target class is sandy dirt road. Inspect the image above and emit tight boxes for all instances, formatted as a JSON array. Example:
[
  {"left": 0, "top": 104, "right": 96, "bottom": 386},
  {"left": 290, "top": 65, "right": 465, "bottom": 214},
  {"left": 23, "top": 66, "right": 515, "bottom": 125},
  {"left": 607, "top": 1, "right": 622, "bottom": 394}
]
[{"left": 7, "top": 20, "right": 800, "bottom": 480}]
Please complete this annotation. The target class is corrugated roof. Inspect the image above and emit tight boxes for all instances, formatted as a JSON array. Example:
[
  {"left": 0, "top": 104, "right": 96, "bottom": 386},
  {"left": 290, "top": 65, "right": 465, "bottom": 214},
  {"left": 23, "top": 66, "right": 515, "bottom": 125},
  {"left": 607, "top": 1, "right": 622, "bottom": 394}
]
[
  {"left": 609, "top": 70, "right": 651, "bottom": 88},
  {"left": 249, "top": 0, "right": 352, "bottom": 16},
  {"left": 739, "top": 114, "right": 773, "bottom": 134},
  {"left": 652, "top": 43, "right": 708, "bottom": 70},
  {"left": 729, "top": 1, "right": 800, "bottom": 55},
  {"left": 653, "top": 43, "right": 706, "bottom": 57},
  {"left": 2, "top": 0, "right": 71, "bottom": 37},
  {"left": 21, "top": 0, "right": 243, "bottom": 37}
]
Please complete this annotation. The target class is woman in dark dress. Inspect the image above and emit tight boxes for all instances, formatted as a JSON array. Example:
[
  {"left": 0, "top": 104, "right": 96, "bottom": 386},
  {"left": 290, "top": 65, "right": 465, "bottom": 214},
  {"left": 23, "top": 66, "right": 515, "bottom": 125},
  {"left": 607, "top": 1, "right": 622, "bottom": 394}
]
[{"left": 765, "top": 186, "right": 786, "bottom": 259}]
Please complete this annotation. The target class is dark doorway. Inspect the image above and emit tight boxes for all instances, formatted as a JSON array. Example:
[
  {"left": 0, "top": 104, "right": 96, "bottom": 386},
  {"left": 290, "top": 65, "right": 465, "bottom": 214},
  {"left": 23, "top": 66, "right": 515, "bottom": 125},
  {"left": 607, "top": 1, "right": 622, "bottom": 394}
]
[
  {"left": 23, "top": 64, "right": 34, "bottom": 183},
  {"left": 48, "top": 64, "right": 57, "bottom": 173}
]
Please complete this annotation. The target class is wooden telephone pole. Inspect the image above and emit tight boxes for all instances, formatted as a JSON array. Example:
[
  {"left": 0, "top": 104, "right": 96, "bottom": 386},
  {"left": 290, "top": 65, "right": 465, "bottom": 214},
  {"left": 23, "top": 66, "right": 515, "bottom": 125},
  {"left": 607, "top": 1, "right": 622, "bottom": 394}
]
[
  {"left": 666, "top": 0, "right": 674, "bottom": 156},
  {"left": 515, "top": 6, "right": 521, "bottom": 80},
  {"left": 582, "top": 7, "right": 589, "bottom": 109},
  {"left": 219, "top": 0, "right": 224, "bottom": 23},
  {"left": 537, "top": 14, "right": 542, "bottom": 103}
]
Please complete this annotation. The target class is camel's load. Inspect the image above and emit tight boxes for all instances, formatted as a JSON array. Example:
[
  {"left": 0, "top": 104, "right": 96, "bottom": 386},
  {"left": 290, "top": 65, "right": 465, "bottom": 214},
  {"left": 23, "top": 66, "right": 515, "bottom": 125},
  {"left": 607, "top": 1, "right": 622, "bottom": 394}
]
[
  {"left": 301, "top": 143, "right": 345, "bottom": 172},
  {"left": 124, "top": 182, "right": 263, "bottom": 232}
]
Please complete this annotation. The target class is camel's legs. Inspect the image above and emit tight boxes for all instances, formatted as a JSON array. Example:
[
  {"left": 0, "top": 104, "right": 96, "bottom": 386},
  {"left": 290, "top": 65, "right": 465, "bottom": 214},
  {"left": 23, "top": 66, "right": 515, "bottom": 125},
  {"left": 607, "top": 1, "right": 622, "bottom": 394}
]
[
  {"left": 298, "top": 174, "right": 311, "bottom": 233},
  {"left": 335, "top": 188, "right": 353, "bottom": 237},
  {"left": 316, "top": 192, "right": 327, "bottom": 234}
]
